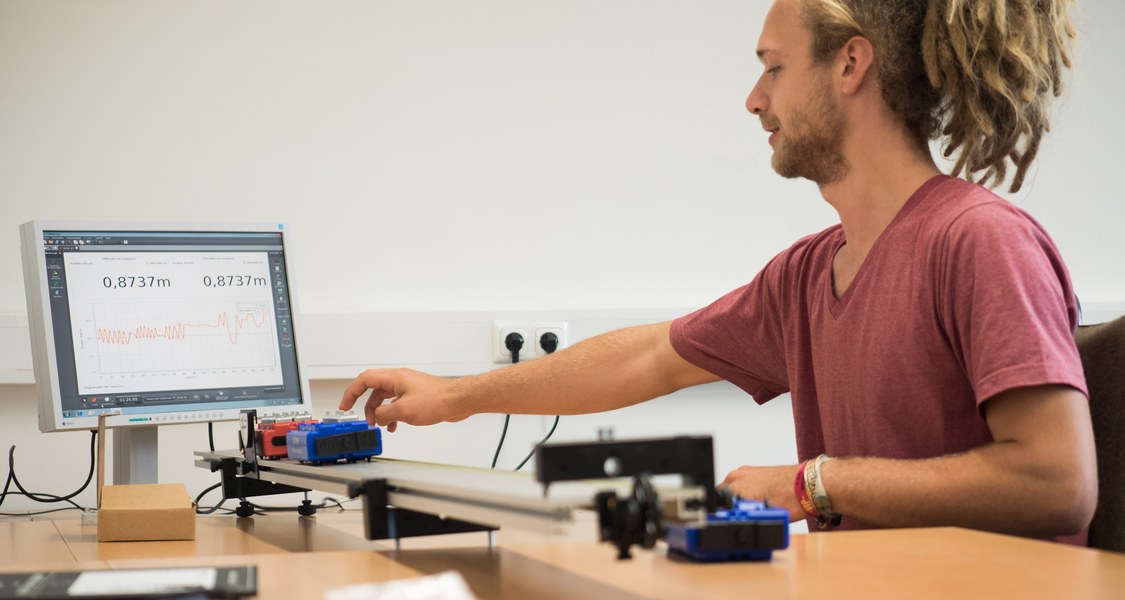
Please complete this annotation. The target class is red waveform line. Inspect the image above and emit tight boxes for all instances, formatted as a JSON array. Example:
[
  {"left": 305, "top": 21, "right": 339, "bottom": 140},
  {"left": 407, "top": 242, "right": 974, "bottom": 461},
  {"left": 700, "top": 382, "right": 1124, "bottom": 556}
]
[{"left": 96, "top": 310, "right": 270, "bottom": 346}]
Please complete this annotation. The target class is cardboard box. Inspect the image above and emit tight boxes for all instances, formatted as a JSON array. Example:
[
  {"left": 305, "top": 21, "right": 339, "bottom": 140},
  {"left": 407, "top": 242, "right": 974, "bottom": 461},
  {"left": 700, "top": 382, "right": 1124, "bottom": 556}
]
[
  {"left": 93, "top": 415, "right": 196, "bottom": 542},
  {"left": 97, "top": 482, "right": 196, "bottom": 542}
]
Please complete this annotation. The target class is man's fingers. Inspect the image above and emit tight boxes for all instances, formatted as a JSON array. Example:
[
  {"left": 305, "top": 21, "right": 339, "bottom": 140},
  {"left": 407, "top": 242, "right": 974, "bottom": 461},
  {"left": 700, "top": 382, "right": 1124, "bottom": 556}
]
[
  {"left": 337, "top": 368, "right": 430, "bottom": 432},
  {"left": 340, "top": 370, "right": 399, "bottom": 410},
  {"left": 373, "top": 400, "right": 403, "bottom": 427}
]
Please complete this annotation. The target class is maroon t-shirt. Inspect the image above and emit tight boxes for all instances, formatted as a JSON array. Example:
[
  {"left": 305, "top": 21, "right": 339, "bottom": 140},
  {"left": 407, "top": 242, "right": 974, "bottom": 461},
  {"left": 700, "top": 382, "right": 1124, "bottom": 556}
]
[{"left": 670, "top": 176, "right": 1087, "bottom": 537}]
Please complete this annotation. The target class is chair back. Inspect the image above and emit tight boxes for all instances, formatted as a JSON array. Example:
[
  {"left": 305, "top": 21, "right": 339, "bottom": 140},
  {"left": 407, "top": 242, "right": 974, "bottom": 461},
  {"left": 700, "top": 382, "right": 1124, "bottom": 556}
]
[{"left": 1075, "top": 315, "right": 1125, "bottom": 552}]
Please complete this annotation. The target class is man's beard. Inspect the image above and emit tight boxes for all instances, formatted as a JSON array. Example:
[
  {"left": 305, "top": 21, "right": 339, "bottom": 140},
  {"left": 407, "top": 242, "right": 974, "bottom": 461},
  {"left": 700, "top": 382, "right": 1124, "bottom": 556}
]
[{"left": 770, "top": 77, "right": 849, "bottom": 185}]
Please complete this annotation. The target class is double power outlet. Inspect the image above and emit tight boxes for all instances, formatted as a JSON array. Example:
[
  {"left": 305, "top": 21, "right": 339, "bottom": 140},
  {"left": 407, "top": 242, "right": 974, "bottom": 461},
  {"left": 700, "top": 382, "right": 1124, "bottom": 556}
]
[{"left": 492, "top": 322, "right": 568, "bottom": 364}]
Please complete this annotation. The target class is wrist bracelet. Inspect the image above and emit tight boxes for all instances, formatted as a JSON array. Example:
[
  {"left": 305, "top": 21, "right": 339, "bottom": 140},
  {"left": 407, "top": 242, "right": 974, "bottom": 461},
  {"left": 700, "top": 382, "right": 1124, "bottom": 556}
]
[
  {"left": 809, "top": 454, "right": 841, "bottom": 529},
  {"left": 794, "top": 460, "right": 818, "bottom": 521}
]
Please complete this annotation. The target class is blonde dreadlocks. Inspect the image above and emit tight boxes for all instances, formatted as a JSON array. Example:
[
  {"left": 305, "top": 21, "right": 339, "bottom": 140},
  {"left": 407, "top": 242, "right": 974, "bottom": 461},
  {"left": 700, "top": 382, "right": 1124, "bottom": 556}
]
[{"left": 801, "top": 0, "right": 1076, "bottom": 193}]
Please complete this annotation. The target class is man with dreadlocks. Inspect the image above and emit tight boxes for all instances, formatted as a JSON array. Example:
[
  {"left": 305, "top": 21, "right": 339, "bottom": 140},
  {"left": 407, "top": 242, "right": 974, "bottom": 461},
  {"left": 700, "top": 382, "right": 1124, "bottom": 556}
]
[{"left": 340, "top": 0, "right": 1095, "bottom": 544}]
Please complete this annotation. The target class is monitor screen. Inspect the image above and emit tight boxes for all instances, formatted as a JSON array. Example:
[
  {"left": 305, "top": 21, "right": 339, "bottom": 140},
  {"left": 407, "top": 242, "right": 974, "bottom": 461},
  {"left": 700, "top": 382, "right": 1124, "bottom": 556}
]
[{"left": 20, "top": 221, "right": 313, "bottom": 433}]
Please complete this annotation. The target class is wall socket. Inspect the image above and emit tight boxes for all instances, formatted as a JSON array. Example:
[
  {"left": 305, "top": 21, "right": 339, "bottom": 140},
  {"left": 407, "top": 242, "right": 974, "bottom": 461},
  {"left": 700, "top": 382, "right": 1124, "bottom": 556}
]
[{"left": 493, "top": 322, "right": 568, "bottom": 363}]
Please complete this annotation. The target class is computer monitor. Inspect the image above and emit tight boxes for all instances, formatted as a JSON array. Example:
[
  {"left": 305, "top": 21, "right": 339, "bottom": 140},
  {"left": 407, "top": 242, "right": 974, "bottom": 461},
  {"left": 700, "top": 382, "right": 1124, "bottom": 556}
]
[{"left": 20, "top": 221, "right": 314, "bottom": 484}]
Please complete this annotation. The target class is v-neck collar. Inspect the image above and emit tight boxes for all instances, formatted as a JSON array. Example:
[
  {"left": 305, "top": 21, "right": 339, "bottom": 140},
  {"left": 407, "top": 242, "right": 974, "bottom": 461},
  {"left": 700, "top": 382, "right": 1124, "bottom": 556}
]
[{"left": 826, "top": 175, "right": 952, "bottom": 317}]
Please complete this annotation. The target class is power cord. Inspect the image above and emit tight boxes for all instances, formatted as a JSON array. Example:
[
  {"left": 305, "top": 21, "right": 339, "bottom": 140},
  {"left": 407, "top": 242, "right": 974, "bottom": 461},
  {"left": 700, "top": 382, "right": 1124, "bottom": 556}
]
[
  {"left": 506, "top": 332, "right": 525, "bottom": 364},
  {"left": 490, "top": 332, "right": 525, "bottom": 469},
  {"left": 195, "top": 481, "right": 349, "bottom": 516},
  {"left": 513, "top": 415, "right": 560, "bottom": 471},
  {"left": 491, "top": 331, "right": 563, "bottom": 470},
  {"left": 246, "top": 496, "right": 347, "bottom": 513},
  {"left": 0, "top": 506, "right": 86, "bottom": 517},
  {"left": 195, "top": 482, "right": 231, "bottom": 515},
  {"left": 0, "top": 431, "right": 96, "bottom": 511}
]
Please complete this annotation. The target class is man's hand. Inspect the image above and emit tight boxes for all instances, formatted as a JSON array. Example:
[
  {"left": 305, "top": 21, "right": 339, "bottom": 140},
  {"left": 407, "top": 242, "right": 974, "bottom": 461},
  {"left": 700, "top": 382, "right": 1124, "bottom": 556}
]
[
  {"left": 720, "top": 464, "right": 806, "bottom": 522},
  {"left": 339, "top": 368, "right": 468, "bottom": 432}
]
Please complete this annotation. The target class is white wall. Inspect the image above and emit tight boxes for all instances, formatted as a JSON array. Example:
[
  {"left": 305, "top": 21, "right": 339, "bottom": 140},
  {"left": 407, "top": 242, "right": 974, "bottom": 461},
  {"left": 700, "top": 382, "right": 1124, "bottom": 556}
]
[{"left": 1, "top": 1, "right": 1123, "bottom": 515}]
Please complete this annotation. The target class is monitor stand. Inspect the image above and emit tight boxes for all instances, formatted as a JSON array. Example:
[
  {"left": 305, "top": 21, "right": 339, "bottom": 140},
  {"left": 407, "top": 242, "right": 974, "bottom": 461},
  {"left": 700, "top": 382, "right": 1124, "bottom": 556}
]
[{"left": 112, "top": 426, "right": 159, "bottom": 484}]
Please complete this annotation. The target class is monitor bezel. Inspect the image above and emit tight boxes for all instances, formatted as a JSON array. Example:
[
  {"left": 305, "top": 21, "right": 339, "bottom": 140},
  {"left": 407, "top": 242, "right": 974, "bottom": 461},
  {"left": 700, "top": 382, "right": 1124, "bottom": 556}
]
[{"left": 20, "top": 220, "right": 315, "bottom": 433}]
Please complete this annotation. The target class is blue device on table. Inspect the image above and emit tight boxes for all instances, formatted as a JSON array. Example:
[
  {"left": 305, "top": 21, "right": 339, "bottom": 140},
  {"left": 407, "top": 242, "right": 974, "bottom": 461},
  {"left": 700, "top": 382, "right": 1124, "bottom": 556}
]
[
  {"left": 663, "top": 500, "right": 790, "bottom": 562},
  {"left": 286, "top": 420, "right": 382, "bottom": 464}
]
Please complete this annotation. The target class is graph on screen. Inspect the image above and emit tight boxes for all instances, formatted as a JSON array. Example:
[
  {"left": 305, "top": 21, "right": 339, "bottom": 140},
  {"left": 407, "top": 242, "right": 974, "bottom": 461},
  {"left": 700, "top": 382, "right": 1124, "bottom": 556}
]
[{"left": 63, "top": 251, "right": 284, "bottom": 395}]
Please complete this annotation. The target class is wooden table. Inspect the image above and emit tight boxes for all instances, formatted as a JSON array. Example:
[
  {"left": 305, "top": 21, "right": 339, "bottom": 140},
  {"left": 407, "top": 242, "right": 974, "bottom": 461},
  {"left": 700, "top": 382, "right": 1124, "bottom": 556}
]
[
  {"left": 499, "top": 527, "right": 1125, "bottom": 599},
  {"left": 3, "top": 512, "right": 1124, "bottom": 599}
]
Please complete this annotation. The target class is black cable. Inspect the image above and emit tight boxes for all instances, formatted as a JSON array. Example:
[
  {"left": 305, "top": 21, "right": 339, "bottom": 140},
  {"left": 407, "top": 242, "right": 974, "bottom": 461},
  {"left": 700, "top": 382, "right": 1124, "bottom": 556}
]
[
  {"left": 194, "top": 421, "right": 233, "bottom": 514},
  {"left": 490, "top": 332, "right": 524, "bottom": 469},
  {"left": 246, "top": 496, "right": 346, "bottom": 513},
  {"left": 505, "top": 332, "right": 524, "bottom": 364},
  {"left": 490, "top": 415, "right": 511, "bottom": 469},
  {"left": 0, "top": 506, "right": 86, "bottom": 517},
  {"left": 0, "top": 459, "right": 12, "bottom": 508},
  {"left": 513, "top": 415, "right": 560, "bottom": 471},
  {"left": 0, "top": 492, "right": 85, "bottom": 512},
  {"left": 0, "top": 431, "right": 96, "bottom": 508},
  {"left": 194, "top": 482, "right": 230, "bottom": 515}
]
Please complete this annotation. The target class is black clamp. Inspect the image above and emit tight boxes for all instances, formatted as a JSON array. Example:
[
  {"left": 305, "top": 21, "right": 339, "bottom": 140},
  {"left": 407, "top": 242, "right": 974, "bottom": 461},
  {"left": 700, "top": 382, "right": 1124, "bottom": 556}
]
[
  {"left": 595, "top": 472, "right": 662, "bottom": 559},
  {"left": 535, "top": 435, "right": 730, "bottom": 560}
]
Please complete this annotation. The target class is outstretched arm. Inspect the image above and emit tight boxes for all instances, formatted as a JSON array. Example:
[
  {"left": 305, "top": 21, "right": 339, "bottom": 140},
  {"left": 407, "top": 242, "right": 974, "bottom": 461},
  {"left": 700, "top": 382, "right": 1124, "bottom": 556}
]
[{"left": 339, "top": 321, "right": 720, "bottom": 432}]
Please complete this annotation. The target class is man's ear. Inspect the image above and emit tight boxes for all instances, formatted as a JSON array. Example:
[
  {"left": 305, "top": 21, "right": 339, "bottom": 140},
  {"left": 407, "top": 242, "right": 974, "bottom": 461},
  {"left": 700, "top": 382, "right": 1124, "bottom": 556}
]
[{"left": 839, "top": 35, "right": 875, "bottom": 95}]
